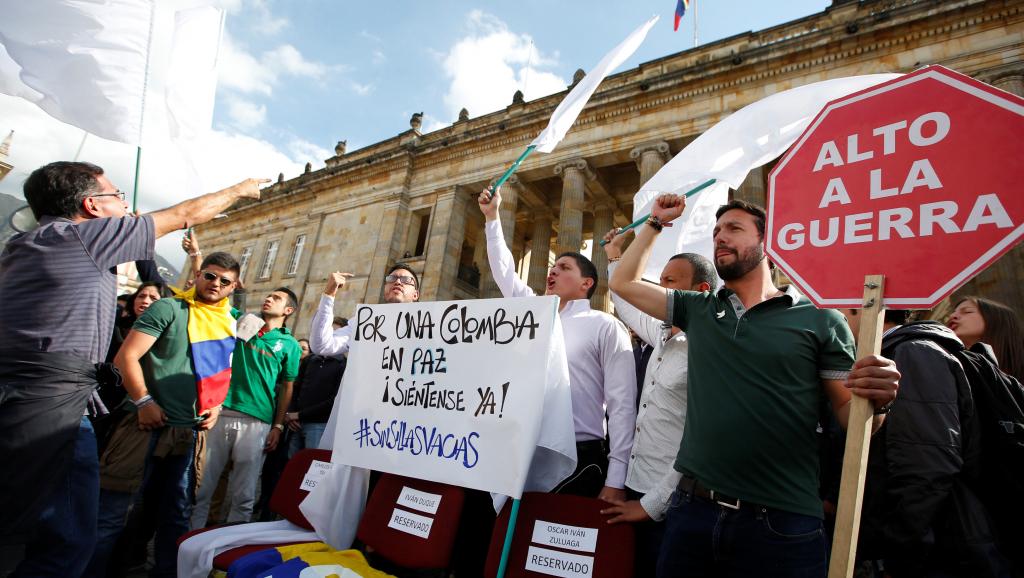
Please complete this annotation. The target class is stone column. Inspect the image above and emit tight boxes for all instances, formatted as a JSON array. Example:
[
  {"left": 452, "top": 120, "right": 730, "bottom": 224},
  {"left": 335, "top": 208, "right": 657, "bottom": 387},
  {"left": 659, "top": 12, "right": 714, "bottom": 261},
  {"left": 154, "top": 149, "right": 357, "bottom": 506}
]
[
  {"left": 954, "top": 70, "right": 1024, "bottom": 315},
  {"left": 734, "top": 165, "right": 766, "bottom": 206},
  {"left": 630, "top": 141, "right": 671, "bottom": 184},
  {"left": 421, "top": 186, "right": 469, "bottom": 301},
  {"left": 527, "top": 209, "right": 553, "bottom": 294},
  {"left": 554, "top": 159, "right": 590, "bottom": 255},
  {"left": 591, "top": 202, "right": 616, "bottom": 312},
  {"left": 480, "top": 175, "right": 520, "bottom": 298},
  {"left": 365, "top": 192, "right": 410, "bottom": 304}
]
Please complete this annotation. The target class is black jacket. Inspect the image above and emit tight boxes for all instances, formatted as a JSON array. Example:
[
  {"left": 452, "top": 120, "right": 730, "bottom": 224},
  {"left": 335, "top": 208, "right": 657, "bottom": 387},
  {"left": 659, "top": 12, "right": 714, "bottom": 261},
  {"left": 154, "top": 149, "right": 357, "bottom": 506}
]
[
  {"left": 288, "top": 354, "right": 346, "bottom": 424},
  {"left": 859, "top": 322, "right": 1009, "bottom": 577}
]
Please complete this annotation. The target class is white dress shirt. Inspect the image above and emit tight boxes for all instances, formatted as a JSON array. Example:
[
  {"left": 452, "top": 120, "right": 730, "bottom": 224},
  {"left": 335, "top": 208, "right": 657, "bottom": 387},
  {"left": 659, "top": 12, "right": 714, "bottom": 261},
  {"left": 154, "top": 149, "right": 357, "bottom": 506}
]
[
  {"left": 309, "top": 294, "right": 353, "bottom": 358},
  {"left": 485, "top": 219, "right": 636, "bottom": 488},
  {"left": 608, "top": 261, "right": 689, "bottom": 520}
]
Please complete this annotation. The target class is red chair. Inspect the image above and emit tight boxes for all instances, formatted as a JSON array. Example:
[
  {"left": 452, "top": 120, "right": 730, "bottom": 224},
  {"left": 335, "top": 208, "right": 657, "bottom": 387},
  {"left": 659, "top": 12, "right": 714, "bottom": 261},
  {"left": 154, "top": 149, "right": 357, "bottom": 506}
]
[
  {"left": 176, "top": 448, "right": 331, "bottom": 570},
  {"left": 484, "top": 492, "right": 635, "bottom": 578},
  {"left": 355, "top": 473, "right": 466, "bottom": 570}
]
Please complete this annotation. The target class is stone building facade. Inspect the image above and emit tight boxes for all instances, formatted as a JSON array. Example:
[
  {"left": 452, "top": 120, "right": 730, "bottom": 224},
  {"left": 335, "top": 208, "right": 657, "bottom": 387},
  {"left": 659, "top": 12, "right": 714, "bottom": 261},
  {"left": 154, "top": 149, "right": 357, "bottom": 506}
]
[{"left": 193, "top": 0, "right": 1024, "bottom": 333}]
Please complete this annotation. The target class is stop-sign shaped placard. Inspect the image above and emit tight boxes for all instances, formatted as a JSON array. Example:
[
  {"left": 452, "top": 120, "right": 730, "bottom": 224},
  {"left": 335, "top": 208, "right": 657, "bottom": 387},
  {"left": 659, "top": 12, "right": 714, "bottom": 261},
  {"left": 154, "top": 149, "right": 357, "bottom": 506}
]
[{"left": 766, "top": 65, "right": 1024, "bottom": 308}]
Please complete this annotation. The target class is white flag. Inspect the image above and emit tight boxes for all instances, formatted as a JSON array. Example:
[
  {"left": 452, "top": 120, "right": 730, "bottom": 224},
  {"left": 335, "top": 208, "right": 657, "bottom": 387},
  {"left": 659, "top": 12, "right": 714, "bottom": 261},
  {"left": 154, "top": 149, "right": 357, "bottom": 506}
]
[
  {"left": 0, "top": 0, "right": 224, "bottom": 149},
  {"left": 530, "top": 15, "right": 659, "bottom": 153},
  {"left": 635, "top": 74, "right": 902, "bottom": 281},
  {"left": 0, "top": 0, "right": 153, "bottom": 145}
]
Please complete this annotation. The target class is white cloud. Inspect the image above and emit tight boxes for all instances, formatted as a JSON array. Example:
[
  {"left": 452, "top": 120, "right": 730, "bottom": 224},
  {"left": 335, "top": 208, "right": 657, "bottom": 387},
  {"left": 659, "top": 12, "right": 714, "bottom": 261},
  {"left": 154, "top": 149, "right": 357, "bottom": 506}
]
[
  {"left": 224, "top": 96, "right": 267, "bottom": 129},
  {"left": 286, "top": 138, "right": 331, "bottom": 165},
  {"left": 215, "top": 0, "right": 287, "bottom": 35},
  {"left": 371, "top": 50, "right": 386, "bottom": 65},
  {"left": 440, "top": 11, "right": 566, "bottom": 120},
  {"left": 420, "top": 114, "right": 449, "bottom": 134},
  {"left": 350, "top": 81, "right": 374, "bottom": 96},
  {"left": 217, "top": 34, "right": 331, "bottom": 97}
]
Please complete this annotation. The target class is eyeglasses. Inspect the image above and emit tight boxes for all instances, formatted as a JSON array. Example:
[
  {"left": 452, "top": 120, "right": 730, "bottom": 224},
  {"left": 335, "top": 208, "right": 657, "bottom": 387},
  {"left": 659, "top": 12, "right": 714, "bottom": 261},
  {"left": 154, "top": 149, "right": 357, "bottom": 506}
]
[
  {"left": 201, "top": 271, "right": 234, "bottom": 287},
  {"left": 385, "top": 274, "right": 417, "bottom": 287},
  {"left": 90, "top": 190, "right": 126, "bottom": 201}
]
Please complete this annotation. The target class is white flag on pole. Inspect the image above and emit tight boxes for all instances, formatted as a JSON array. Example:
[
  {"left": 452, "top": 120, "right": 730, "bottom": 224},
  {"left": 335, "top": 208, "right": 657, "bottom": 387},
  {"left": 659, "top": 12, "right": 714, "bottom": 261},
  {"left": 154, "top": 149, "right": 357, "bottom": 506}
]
[
  {"left": 530, "top": 15, "right": 659, "bottom": 153},
  {"left": 0, "top": 0, "right": 223, "bottom": 149},
  {"left": 634, "top": 74, "right": 902, "bottom": 281}
]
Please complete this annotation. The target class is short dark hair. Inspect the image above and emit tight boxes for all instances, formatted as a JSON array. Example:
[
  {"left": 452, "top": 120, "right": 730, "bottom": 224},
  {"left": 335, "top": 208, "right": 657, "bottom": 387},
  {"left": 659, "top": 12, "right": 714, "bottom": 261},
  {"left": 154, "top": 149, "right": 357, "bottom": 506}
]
[
  {"left": 200, "top": 252, "right": 241, "bottom": 275},
  {"left": 884, "top": 309, "right": 912, "bottom": 325},
  {"left": 387, "top": 263, "right": 419, "bottom": 288},
  {"left": 557, "top": 251, "right": 598, "bottom": 299},
  {"left": 23, "top": 161, "right": 105, "bottom": 220},
  {"left": 274, "top": 286, "right": 298, "bottom": 311},
  {"left": 333, "top": 316, "right": 348, "bottom": 328},
  {"left": 669, "top": 252, "right": 718, "bottom": 292},
  {"left": 715, "top": 199, "right": 766, "bottom": 239}
]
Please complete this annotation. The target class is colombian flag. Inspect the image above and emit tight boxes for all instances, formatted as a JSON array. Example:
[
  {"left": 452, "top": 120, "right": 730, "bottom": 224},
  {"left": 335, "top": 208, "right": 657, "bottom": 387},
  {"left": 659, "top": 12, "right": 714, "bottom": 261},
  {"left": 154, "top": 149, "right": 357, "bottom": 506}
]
[
  {"left": 674, "top": 0, "right": 690, "bottom": 31},
  {"left": 173, "top": 286, "right": 236, "bottom": 413},
  {"left": 227, "top": 543, "right": 394, "bottom": 578}
]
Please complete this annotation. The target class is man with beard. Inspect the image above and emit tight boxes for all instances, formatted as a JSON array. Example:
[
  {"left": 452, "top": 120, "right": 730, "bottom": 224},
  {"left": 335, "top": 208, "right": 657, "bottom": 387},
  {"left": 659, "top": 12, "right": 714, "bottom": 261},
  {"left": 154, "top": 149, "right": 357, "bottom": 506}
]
[
  {"left": 190, "top": 287, "right": 303, "bottom": 529},
  {"left": 609, "top": 197, "right": 900, "bottom": 577}
]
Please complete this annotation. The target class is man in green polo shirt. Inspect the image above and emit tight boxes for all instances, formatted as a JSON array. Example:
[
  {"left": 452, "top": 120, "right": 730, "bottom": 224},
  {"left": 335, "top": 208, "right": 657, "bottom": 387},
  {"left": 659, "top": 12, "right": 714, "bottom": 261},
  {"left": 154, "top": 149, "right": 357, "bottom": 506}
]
[
  {"left": 190, "top": 287, "right": 302, "bottom": 528},
  {"left": 609, "top": 197, "right": 900, "bottom": 577}
]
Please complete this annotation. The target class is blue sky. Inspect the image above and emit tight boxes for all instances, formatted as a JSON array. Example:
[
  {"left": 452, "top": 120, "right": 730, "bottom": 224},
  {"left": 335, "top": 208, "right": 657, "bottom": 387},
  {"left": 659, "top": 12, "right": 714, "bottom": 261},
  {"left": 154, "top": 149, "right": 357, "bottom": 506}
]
[{"left": 0, "top": 0, "right": 830, "bottom": 265}]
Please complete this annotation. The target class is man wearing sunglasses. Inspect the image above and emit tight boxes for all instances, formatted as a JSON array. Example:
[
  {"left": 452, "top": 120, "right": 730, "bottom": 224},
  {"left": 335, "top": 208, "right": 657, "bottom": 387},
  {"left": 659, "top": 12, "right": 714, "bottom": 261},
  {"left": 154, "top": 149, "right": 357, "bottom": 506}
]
[
  {"left": 191, "top": 287, "right": 303, "bottom": 530},
  {"left": 88, "top": 252, "right": 241, "bottom": 577},
  {"left": 0, "top": 160, "right": 266, "bottom": 576},
  {"left": 308, "top": 263, "right": 420, "bottom": 359}
]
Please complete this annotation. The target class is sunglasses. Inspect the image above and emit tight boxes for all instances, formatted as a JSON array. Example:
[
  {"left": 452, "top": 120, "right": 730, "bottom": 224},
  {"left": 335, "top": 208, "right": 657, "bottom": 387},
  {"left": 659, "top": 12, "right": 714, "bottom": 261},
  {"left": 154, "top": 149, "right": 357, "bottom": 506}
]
[
  {"left": 201, "top": 271, "right": 234, "bottom": 287},
  {"left": 385, "top": 274, "right": 417, "bottom": 287}
]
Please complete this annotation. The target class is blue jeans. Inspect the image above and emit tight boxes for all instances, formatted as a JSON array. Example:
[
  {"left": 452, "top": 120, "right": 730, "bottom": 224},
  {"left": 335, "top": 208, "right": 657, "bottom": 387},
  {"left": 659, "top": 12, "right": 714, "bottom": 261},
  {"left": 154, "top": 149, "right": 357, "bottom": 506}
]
[
  {"left": 657, "top": 489, "right": 827, "bottom": 578},
  {"left": 86, "top": 429, "right": 196, "bottom": 578},
  {"left": 287, "top": 421, "right": 327, "bottom": 458},
  {"left": 12, "top": 417, "right": 99, "bottom": 577}
]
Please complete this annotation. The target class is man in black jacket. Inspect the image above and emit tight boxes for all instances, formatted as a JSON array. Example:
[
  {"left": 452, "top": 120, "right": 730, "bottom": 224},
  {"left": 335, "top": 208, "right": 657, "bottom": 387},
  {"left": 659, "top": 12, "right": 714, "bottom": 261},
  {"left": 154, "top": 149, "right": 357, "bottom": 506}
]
[
  {"left": 843, "top": 309, "right": 1011, "bottom": 577},
  {"left": 285, "top": 317, "right": 347, "bottom": 454}
]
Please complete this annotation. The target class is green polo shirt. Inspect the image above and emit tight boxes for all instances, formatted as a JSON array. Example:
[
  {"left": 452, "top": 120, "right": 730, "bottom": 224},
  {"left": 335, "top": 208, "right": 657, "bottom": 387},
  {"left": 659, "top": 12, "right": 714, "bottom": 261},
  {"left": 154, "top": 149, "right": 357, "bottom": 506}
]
[
  {"left": 670, "top": 285, "right": 855, "bottom": 518},
  {"left": 131, "top": 298, "right": 201, "bottom": 427},
  {"left": 223, "top": 325, "right": 302, "bottom": 423}
]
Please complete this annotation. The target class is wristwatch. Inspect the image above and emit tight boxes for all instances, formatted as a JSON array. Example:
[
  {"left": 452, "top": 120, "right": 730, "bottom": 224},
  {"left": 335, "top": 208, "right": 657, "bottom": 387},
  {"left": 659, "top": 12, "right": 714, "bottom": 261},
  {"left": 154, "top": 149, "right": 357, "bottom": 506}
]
[
  {"left": 873, "top": 400, "right": 895, "bottom": 415},
  {"left": 273, "top": 423, "right": 285, "bottom": 431}
]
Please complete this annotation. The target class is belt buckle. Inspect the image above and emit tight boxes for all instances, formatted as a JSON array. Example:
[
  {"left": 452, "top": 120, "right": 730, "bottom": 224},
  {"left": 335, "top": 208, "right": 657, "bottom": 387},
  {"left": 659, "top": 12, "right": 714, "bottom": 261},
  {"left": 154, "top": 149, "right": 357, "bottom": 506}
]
[{"left": 710, "top": 490, "right": 741, "bottom": 510}]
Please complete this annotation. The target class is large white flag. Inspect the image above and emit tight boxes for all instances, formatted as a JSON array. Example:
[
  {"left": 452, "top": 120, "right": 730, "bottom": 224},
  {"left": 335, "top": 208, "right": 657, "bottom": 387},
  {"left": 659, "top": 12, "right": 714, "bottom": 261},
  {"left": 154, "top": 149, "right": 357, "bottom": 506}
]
[
  {"left": 634, "top": 74, "right": 902, "bottom": 280},
  {"left": 0, "top": 0, "right": 223, "bottom": 147},
  {"left": 530, "top": 15, "right": 659, "bottom": 153}
]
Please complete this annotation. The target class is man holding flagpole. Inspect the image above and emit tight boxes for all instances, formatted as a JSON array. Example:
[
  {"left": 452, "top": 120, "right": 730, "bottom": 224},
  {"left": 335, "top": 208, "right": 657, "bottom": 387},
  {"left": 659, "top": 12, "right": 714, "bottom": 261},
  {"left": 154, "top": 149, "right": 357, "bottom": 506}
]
[{"left": 0, "top": 160, "right": 266, "bottom": 577}]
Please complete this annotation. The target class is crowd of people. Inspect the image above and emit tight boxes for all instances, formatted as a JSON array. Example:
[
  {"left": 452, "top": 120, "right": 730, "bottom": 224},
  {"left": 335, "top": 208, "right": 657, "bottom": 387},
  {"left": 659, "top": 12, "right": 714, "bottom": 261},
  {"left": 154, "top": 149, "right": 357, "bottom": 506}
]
[{"left": 0, "top": 161, "right": 1020, "bottom": 578}]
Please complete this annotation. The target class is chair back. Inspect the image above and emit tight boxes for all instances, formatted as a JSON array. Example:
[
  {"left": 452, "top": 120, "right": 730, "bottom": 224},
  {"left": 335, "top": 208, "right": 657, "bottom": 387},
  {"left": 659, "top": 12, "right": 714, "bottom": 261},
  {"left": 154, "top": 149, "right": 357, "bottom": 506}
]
[
  {"left": 356, "top": 473, "right": 466, "bottom": 569},
  {"left": 484, "top": 492, "right": 635, "bottom": 578},
  {"left": 268, "top": 448, "right": 333, "bottom": 530}
]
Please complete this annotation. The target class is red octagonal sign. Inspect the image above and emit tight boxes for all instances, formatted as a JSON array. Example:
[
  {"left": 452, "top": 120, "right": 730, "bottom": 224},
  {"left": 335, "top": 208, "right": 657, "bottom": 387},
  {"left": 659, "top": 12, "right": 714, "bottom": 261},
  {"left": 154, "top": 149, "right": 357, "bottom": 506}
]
[{"left": 767, "top": 65, "right": 1024, "bottom": 309}]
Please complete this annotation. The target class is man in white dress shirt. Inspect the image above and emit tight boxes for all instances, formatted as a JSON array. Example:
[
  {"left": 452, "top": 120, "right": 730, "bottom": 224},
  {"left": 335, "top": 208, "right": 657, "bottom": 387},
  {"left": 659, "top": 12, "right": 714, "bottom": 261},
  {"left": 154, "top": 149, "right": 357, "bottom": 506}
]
[
  {"left": 478, "top": 186, "right": 636, "bottom": 503},
  {"left": 598, "top": 227, "right": 716, "bottom": 577}
]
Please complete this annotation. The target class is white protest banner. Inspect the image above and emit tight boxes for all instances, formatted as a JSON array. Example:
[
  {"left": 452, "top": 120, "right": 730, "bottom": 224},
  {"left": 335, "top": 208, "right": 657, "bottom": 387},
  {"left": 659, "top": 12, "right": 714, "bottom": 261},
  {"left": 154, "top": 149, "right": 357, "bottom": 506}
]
[{"left": 330, "top": 296, "right": 560, "bottom": 498}]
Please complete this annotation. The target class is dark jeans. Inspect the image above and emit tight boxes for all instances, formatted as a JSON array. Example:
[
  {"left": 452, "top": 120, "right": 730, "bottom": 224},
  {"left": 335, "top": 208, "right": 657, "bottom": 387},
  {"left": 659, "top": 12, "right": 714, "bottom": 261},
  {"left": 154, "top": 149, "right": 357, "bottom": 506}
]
[
  {"left": 86, "top": 429, "right": 197, "bottom": 578},
  {"left": 11, "top": 417, "right": 99, "bottom": 577},
  {"left": 657, "top": 488, "right": 827, "bottom": 578},
  {"left": 626, "top": 487, "right": 665, "bottom": 578}
]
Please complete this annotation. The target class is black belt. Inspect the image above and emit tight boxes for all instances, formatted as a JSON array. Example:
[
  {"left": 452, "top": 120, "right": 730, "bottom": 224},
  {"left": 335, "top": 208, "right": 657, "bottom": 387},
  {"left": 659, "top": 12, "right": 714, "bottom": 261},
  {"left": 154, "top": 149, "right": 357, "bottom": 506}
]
[{"left": 677, "top": 475, "right": 767, "bottom": 511}]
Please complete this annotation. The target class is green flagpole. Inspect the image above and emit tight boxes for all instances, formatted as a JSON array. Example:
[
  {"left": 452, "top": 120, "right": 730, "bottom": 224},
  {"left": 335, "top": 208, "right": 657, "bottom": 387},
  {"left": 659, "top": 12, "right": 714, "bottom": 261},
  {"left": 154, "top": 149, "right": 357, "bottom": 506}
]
[
  {"left": 131, "top": 146, "right": 142, "bottom": 213},
  {"left": 488, "top": 145, "right": 536, "bottom": 197},
  {"left": 495, "top": 498, "right": 522, "bottom": 578},
  {"left": 599, "top": 177, "right": 717, "bottom": 245}
]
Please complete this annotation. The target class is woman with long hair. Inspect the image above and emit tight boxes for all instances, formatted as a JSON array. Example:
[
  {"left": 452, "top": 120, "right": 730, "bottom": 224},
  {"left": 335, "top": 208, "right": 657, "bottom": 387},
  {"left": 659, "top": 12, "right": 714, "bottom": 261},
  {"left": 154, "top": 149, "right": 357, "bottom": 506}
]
[{"left": 948, "top": 295, "right": 1024, "bottom": 380}]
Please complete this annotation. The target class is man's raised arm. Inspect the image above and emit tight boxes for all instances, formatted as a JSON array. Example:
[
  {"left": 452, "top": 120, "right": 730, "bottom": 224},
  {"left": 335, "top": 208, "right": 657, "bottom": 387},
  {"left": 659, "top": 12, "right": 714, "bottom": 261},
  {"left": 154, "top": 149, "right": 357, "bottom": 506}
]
[
  {"left": 478, "top": 186, "right": 535, "bottom": 298},
  {"left": 148, "top": 178, "right": 269, "bottom": 238}
]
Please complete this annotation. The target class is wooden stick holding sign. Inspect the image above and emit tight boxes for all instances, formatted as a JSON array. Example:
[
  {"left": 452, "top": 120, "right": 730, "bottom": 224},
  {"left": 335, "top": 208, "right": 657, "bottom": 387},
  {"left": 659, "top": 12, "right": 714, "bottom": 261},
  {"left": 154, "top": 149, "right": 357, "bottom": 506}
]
[{"left": 827, "top": 274, "right": 885, "bottom": 578}]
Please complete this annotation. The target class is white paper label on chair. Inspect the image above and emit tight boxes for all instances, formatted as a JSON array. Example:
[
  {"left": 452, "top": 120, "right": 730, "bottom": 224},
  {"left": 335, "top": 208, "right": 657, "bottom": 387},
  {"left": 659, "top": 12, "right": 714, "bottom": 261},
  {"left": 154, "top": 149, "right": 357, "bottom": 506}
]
[
  {"left": 388, "top": 507, "right": 434, "bottom": 539},
  {"left": 300, "top": 460, "right": 333, "bottom": 491},
  {"left": 525, "top": 546, "right": 594, "bottom": 578},
  {"left": 531, "top": 520, "right": 598, "bottom": 553},
  {"left": 396, "top": 486, "right": 443, "bottom": 514}
]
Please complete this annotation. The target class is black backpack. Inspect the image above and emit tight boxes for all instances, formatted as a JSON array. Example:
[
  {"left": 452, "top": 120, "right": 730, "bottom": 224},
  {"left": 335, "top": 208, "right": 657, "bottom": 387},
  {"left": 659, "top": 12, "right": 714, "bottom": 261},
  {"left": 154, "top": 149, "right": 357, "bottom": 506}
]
[{"left": 944, "top": 343, "right": 1024, "bottom": 565}]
